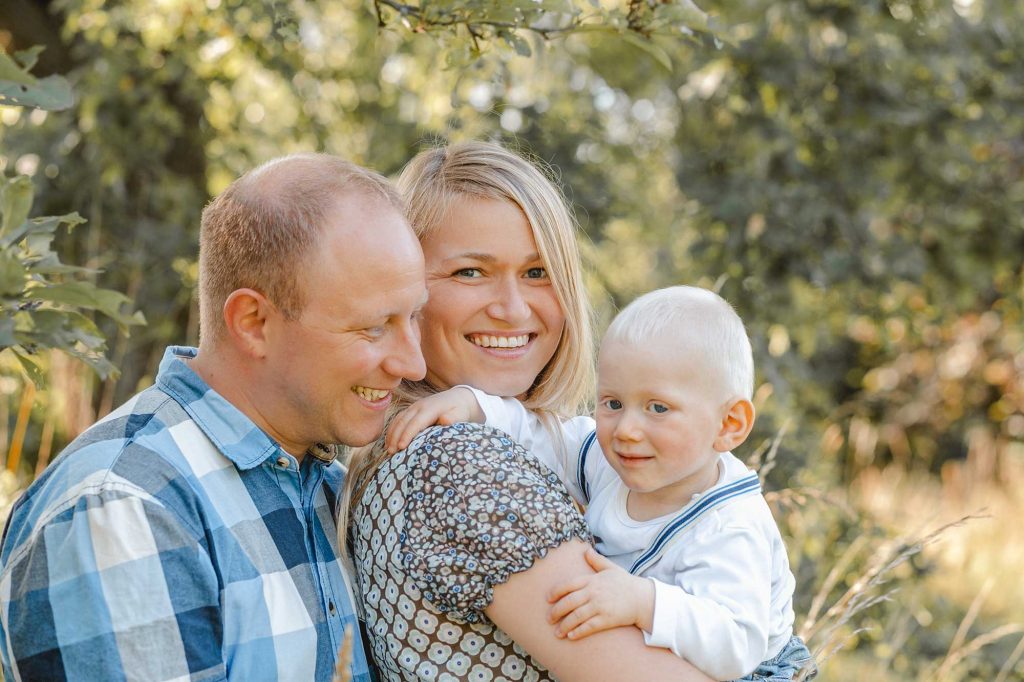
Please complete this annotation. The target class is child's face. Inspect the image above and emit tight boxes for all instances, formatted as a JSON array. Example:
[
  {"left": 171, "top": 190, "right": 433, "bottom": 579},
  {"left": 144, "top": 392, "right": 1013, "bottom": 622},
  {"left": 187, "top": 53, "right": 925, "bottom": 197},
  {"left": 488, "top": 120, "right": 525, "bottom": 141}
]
[{"left": 596, "top": 336, "right": 728, "bottom": 505}]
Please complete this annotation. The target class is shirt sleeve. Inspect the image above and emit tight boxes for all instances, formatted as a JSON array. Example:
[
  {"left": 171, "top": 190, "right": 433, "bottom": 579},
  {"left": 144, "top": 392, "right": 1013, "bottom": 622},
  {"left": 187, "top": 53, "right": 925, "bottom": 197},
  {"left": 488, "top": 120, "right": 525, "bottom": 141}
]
[
  {"left": 399, "top": 422, "right": 592, "bottom": 623},
  {"left": 460, "top": 385, "right": 596, "bottom": 505},
  {"left": 642, "top": 521, "right": 772, "bottom": 681},
  {"left": 0, "top": 486, "right": 225, "bottom": 682}
]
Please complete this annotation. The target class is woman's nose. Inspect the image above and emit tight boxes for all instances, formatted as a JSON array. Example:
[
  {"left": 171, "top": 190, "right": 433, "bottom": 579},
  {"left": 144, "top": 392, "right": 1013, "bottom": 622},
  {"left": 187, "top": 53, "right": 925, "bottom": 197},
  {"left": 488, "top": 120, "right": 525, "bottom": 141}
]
[{"left": 485, "top": 278, "right": 531, "bottom": 324}]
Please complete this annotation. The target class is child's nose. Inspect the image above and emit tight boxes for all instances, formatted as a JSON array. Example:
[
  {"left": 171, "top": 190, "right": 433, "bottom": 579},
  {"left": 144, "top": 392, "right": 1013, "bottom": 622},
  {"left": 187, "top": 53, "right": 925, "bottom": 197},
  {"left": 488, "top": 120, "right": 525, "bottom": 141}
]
[{"left": 613, "top": 412, "right": 643, "bottom": 441}]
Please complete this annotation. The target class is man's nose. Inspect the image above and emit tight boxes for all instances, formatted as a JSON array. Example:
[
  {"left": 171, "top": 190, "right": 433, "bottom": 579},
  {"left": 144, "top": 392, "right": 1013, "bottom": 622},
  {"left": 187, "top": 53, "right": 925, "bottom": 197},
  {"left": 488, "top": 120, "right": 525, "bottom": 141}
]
[{"left": 385, "top": 319, "right": 426, "bottom": 381}]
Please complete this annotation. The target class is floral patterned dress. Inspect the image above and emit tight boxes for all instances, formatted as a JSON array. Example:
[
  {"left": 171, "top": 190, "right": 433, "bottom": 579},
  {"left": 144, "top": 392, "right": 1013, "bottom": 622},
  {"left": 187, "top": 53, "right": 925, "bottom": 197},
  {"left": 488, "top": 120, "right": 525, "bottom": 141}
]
[{"left": 351, "top": 423, "right": 591, "bottom": 681}]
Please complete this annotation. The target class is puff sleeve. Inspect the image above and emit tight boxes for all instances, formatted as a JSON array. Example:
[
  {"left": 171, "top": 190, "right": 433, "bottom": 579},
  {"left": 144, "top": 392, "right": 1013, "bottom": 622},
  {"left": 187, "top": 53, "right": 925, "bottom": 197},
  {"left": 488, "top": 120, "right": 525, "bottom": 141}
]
[{"left": 399, "top": 423, "right": 592, "bottom": 623}]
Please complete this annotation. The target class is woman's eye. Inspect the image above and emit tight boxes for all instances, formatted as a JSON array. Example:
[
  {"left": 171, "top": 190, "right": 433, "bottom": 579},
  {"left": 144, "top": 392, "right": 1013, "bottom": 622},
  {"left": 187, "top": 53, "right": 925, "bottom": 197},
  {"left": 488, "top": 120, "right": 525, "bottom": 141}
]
[
  {"left": 525, "top": 267, "right": 547, "bottom": 279},
  {"left": 648, "top": 403, "right": 669, "bottom": 414},
  {"left": 454, "top": 268, "right": 482, "bottom": 278}
]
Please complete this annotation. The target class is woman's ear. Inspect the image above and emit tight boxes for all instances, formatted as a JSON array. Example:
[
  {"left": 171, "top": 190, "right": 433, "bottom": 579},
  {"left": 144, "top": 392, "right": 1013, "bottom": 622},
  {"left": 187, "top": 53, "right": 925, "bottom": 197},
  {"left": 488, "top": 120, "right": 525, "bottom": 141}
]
[
  {"left": 222, "top": 288, "right": 275, "bottom": 359},
  {"left": 713, "top": 398, "right": 755, "bottom": 453}
]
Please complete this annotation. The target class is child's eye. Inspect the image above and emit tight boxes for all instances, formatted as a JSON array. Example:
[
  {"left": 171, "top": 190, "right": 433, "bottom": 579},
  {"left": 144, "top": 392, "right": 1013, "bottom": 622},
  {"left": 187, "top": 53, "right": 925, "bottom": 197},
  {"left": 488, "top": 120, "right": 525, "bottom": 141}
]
[
  {"left": 648, "top": 403, "right": 669, "bottom": 414},
  {"left": 601, "top": 398, "right": 623, "bottom": 411}
]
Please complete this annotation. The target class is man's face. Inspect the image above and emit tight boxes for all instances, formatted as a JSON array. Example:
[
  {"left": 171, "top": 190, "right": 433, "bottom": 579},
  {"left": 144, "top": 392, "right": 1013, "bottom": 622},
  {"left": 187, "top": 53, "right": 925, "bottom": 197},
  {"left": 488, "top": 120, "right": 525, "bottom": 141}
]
[{"left": 266, "top": 192, "right": 427, "bottom": 453}]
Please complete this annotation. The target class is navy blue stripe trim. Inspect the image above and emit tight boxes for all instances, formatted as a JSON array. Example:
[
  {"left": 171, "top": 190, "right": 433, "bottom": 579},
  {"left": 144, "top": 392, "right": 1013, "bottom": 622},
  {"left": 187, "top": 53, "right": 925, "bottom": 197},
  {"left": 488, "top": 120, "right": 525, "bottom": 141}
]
[
  {"left": 629, "top": 473, "right": 761, "bottom": 575},
  {"left": 577, "top": 430, "right": 598, "bottom": 504}
]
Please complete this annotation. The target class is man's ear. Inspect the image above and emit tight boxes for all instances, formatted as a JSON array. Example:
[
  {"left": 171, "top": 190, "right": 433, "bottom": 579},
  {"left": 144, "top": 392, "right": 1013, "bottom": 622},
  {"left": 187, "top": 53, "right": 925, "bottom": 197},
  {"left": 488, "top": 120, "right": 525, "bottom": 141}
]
[
  {"left": 222, "top": 288, "right": 276, "bottom": 359},
  {"left": 713, "top": 398, "right": 755, "bottom": 453}
]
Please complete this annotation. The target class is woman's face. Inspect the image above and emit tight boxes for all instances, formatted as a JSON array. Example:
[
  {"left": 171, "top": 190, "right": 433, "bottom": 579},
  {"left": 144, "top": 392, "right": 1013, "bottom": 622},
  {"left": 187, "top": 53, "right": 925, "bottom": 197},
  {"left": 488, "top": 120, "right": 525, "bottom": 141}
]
[{"left": 418, "top": 195, "right": 566, "bottom": 397}]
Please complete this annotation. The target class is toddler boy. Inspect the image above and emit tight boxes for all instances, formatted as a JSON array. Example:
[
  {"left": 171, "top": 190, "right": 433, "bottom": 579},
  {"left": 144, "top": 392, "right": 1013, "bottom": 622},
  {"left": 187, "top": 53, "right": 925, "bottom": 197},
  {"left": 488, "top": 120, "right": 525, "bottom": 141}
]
[{"left": 388, "top": 286, "right": 814, "bottom": 681}]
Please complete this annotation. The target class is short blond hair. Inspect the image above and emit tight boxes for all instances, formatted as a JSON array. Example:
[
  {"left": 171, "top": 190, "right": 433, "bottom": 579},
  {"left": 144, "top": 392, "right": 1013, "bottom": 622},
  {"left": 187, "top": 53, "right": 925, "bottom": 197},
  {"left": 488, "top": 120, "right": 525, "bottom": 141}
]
[
  {"left": 396, "top": 141, "right": 595, "bottom": 416},
  {"left": 198, "top": 153, "right": 402, "bottom": 342},
  {"left": 604, "top": 286, "right": 755, "bottom": 400}
]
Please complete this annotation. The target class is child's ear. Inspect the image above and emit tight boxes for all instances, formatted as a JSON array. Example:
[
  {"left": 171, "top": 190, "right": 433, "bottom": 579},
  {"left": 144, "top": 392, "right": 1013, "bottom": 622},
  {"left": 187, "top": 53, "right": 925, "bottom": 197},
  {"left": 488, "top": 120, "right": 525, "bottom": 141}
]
[{"left": 713, "top": 398, "right": 755, "bottom": 453}]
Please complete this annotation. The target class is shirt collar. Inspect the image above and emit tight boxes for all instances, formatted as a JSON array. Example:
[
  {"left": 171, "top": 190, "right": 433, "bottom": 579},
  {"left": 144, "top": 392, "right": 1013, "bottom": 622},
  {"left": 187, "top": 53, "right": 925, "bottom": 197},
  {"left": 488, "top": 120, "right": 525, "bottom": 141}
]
[{"left": 155, "top": 346, "right": 338, "bottom": 469}]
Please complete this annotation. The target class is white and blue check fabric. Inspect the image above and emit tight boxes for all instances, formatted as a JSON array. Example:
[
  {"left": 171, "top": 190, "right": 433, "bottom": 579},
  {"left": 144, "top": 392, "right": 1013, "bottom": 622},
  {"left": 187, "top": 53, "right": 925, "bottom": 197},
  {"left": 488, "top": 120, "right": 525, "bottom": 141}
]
[{"left": 0, "top": 346, "right": 371, "bottom": 682}]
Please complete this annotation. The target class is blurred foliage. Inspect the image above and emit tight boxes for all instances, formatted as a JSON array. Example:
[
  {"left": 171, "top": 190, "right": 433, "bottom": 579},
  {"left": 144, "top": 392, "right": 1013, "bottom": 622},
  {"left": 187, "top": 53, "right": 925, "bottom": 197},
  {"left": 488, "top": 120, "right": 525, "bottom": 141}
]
[
  {"left": 0, "top": 0, "right": 1022, "bottom": 677},
  {"left": 0, "top": 46, "right": 143, "bottom": 383}
]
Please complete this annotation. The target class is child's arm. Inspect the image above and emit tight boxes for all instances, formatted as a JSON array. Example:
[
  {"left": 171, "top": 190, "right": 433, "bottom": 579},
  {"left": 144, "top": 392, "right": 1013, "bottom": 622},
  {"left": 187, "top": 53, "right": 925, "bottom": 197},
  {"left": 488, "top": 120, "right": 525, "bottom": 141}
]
[
  {"left": 643, "top": 523, "right": 774, "bottom": 680},
  {"left": 386, "top": 387, "right": 484, "bottom": 453},
  {"left": 549, "top": 524, "right": 775, "bottom": 681}
]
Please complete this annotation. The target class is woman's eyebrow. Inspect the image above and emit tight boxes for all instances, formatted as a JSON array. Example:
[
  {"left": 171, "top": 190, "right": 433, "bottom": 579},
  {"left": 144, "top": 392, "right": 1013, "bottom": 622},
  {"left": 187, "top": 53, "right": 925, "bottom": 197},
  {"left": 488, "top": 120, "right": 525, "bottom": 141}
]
[
  {"left": 443, "top": 252, "right": 495, "bottom": 263},
  {"left": 441, "top": 252, "right": 543, "bottom": 264}
]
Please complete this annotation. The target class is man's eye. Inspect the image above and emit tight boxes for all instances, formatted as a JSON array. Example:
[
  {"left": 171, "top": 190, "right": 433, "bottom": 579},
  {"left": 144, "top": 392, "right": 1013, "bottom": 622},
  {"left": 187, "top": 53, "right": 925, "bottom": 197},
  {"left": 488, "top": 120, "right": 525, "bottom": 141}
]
[
  {"left": 648, "top": 403, "right": 669, "bottom": 414},
  {"left": 525, "top": 267, "right": 547, "bottom": 279},
  {"left": 454, "top": 268, "right": 482, "bottom": 278},
  {"left": 366, "top": 326, "right": 386, "bottom": 338}
]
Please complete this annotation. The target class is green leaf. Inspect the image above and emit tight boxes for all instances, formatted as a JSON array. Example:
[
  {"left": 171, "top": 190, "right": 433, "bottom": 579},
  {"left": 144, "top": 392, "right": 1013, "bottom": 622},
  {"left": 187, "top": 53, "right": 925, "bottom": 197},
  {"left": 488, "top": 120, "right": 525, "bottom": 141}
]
[
  {"left": 0, "top": 317, "right": 15, "bottom": 347},
  {"left": 13, "top": 46, "right": 46, "bottom": 71},
  {"left": 61, "top": 346, "right": 118, "bottom": 380},
  {"left": 653, "top": 0, "right": 710, "bottom": 33},
  {"left": 500, "top": 30, "right": 533, "bottom": 57},
  {"left": 25, "top": 256, "right": 100, "bottom": 276},
  {"left": 620, "top": 32, "right": 673, "bottom": 72},
  {"left": 1, "top": 176, "right": 34, "bottom": 238},
  {"left": 0, "top": 251, "right": 27, "bottom": 296},
  {"left": 12, "top": 350, "right": 44, "bottom": 385},
  {"left": 1, "top": 212, "right": 86, "bottom": 250},
  {"left": 19, "top": 311, "right": 106, "bottom": 356},
  {"left": 0, "top": 73, "right": 74, "bottom": 111},
  {"left": 29, "top": 281, "right": 128, "bottom": 311},
  {"left": 0, "top": 52, "right": 35, "bottom": 86},
  {"left": 24, "top": 231, "right": 57, "bottom": 257},
  {"left": 28, "top": 282, "right": 144, "bottom": 328}
]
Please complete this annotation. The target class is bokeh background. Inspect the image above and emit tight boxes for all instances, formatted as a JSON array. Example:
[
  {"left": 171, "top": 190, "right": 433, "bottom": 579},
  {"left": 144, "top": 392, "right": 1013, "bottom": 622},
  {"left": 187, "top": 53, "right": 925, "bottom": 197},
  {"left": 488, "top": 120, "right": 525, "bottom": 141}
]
[{"left": 1, "top": 1, "right": 1022, "bottom": 679}]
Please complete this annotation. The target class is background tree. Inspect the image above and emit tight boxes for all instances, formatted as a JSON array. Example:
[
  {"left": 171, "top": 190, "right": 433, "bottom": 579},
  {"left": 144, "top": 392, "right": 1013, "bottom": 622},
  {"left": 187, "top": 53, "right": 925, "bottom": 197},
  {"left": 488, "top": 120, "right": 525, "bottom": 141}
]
[{"left": 1, "top": 1, "right": 1022, "bottom": 678}]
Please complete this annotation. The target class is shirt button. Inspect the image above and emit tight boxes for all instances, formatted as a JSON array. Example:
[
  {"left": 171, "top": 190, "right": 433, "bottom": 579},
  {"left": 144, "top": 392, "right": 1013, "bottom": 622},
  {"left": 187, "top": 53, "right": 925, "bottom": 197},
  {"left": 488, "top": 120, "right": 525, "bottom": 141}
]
[
  {"left": 276, "top": 456, "right": 289, "bottom": 468},
  {"left": 328, "top": 600, "right": 336, "bottom": 615}
]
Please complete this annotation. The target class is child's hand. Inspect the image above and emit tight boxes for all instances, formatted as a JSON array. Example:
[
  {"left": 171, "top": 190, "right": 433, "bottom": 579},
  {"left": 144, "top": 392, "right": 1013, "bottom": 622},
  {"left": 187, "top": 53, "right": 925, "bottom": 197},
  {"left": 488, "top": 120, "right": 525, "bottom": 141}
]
[
  {"left": 385, "top": 387, "right": 485, "bottom": 453},
  {"left": 547, "top": 547, "right": 655, "bottom": 640}
]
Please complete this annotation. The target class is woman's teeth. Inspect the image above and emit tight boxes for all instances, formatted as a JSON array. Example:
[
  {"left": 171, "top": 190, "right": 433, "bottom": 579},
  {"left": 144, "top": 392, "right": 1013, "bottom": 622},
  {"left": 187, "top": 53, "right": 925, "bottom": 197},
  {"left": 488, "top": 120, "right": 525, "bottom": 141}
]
[
  {"left": 469, "top": 334, "right": 530, "bottom": 349},
  {"left": 353, "top": 386, "right": 389, "bottom": 401}
]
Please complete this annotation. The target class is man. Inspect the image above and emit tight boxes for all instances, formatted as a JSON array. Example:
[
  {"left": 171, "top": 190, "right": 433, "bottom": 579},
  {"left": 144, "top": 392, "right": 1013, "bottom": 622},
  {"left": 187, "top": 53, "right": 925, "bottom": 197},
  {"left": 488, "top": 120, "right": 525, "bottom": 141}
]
[{"left": 0, "top": 154, "right": 427, "bottom": 681}]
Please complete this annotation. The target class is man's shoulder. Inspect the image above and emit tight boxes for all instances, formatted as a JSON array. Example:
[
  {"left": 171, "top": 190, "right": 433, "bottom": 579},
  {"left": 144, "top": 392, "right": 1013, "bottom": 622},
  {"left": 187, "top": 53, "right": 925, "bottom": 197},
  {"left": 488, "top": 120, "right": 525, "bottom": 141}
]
[{"left": 2, "top": 385, "right": 207, "bottom": 552}]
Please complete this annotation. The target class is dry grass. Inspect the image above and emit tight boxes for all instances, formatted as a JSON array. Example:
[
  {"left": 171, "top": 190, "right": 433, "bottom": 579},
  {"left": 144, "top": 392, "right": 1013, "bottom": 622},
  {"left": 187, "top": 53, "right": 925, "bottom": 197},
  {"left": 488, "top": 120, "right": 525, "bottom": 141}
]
[
  {"left": 332, "top": 624, "right": 354, "bottom": 682},
  {"left": 795, "top": 449, "right": 1024, "bottom": 680}
]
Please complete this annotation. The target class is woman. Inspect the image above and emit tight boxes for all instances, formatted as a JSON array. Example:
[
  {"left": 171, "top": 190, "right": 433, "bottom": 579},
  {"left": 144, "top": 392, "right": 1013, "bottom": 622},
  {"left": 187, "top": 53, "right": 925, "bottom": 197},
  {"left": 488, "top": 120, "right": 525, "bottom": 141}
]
[{"left": 345, "top": 142, "right": 711, "bottom": 681}]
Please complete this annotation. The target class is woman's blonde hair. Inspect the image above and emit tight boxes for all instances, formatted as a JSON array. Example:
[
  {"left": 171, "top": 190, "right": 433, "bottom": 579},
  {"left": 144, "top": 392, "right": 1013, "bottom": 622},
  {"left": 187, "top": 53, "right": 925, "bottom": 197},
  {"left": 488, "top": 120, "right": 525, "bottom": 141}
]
[{"left": 340, "top": 141, "right": 595, "bottom": 552}]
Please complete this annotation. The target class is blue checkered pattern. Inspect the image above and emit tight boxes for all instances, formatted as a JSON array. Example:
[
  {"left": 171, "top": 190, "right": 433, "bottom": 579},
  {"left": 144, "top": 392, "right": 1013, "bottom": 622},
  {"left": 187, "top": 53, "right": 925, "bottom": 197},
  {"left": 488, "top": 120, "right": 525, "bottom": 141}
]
[{"left": 0, "top": 346, "right": 371, "bottom": 682}]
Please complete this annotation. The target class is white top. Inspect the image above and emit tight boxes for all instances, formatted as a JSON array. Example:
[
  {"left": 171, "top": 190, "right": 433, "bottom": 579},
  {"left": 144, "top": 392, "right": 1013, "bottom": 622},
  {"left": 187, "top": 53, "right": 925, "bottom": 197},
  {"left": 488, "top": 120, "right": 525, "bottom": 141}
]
[{"left": 466, "top": 387, "right": 797, "bottom": 681}]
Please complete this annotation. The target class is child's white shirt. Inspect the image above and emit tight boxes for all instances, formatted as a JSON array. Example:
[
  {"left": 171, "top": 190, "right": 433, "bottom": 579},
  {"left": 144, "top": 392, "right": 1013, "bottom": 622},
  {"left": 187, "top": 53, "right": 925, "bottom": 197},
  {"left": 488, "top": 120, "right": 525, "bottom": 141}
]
[{"left": 465, "top": 387, "right": 797, "bottom": 681}]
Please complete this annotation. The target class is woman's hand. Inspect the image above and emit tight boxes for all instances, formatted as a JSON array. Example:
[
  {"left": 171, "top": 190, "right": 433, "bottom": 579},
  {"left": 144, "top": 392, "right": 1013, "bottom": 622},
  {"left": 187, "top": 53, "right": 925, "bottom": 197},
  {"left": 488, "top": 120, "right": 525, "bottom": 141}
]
[
  {"left": 385, "top": 387, "right": 486, "bottom": 453},
  {"left": 548, "top": 547, "right": 656, "bottom": 639}
]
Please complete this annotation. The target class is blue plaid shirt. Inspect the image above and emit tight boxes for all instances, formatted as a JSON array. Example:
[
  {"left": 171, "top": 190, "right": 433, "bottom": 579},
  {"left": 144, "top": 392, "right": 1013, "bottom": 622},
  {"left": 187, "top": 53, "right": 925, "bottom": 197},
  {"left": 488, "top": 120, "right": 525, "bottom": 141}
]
[{"left": 0, "top": 346, "right": 371, "bottom": 682}]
